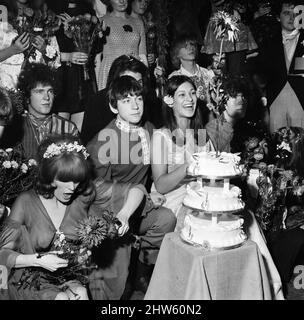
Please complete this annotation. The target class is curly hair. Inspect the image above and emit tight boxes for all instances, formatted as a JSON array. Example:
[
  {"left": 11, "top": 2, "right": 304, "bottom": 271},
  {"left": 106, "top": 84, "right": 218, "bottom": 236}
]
[
  {"left": 273, "top": 0, "right": 299, "bottom": 15},
  {"left": 219, "top": 75, "right": 249, "bottom": 113},
  {"left": 0, "top": 88, "right": 13, "bottom": 125},
  {"left": 17, "top": 63, "right": 58, "bottom": 101},
  {"left": 162, "top": 75, "right": 205, "bottom": 144},
  {"left": 35, "top": 134, "right": 93, "bottom": 199},
  {"left": 170, "top": 34, "right": 198, "bottom": 70}
]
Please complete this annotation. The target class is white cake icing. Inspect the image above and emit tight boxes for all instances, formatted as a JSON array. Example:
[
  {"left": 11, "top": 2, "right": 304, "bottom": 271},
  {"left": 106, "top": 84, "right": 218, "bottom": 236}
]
[
  {"left": 181, "top": 213, "right": 247, "bottom": 248},
  {"left": 183, "top": 181, "right": 245, "bottom": 212},
  {"left": 188, "top": 151, "right": 243, "bottom": 177}
]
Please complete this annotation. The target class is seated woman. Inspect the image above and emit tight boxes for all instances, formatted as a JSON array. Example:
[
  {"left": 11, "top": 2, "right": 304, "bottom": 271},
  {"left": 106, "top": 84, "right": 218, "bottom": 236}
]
[
  {"left": 87, "top": 75, "right": 176, "bottom": 297},
  {"left": 151, "top": 75, "right": 213, "bottom": 223},
  {"left": 0, "top": 134, "right": 146, "bottom": 300}
]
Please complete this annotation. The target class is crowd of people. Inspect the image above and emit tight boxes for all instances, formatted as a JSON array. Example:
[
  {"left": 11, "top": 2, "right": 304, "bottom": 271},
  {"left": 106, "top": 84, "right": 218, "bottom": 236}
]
[{"left": 1, "top": 0, "right": 304, "bottom": 300}]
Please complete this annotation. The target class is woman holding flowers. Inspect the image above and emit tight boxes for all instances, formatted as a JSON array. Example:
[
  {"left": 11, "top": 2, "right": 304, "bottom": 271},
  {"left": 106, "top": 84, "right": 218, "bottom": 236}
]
[
  {"left": 151, "top": 75, "right": 214, "bottom": 223},
  {"left": 0, "top": 134, "right": 147, "bottom": 300},
  {"left": 0, "top": 0, "right": 61, "bottom": 90}
]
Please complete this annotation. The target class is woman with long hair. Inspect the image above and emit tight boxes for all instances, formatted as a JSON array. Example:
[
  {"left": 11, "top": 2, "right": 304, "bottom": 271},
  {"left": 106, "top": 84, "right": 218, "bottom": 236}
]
[
  {"left": 0, "top": 134, "right": 147, "bottom": 299},
  {"left": 151, "top": 75, "right": 214, "bottom": 221}
]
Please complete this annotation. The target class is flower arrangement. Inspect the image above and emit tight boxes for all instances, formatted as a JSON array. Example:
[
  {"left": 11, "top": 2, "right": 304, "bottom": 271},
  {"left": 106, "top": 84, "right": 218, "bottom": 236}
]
[
  {"left": 43, "top": 142, "right": 89, "bottom": 160},
  {"left": 207, "top": 11, "right": 240, "bottom": 115},
  {"left": 64, "top": 14, "right": 104, "bottom": 80},
  {"left": 254, "top": 127, "right": 304, "bottom": 235},
  {"left": 12, "top": 7, "right": 60, "bottom": 65},
  {"left": 240, "top": 122, "right": 271, "bottom": 172},
  {"left": 64, "top": 14, "right": 103, "bottom": 55},
  {"left": 272, "top": 126, "right": 303, "bottom": 168},
  {"left": 17, "top": 213, "right": 121, "bottom": 289},
  {"left": 0, "top": 146, "right": 37, "bottom": 206},
  {"left": 255, "top": 165, "right": 304, "bottom": 233}
]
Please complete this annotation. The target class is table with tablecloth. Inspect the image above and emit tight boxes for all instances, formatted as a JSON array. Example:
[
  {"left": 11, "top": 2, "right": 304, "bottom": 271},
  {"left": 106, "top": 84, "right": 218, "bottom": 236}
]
[{"left": 145, "top": 232, "right": 274, "bottom": 300}]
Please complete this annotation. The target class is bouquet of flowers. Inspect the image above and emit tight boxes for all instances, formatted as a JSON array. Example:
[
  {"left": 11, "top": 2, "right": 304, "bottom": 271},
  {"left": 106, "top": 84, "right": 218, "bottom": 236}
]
[
  {"left": 255, "top": 164, "right": 304, "bottom": 234},
  {"left": 0, "top": 146, "right": 38, "bottom": 206},
  {"left": 207, "top": 11, "right": 240, "bottom": 115},
  {"left": 273, "top": 126, "right": 304, "bottom": 168},
  {"left": 12, "top": 7, "right": 60, "bottom": 65},
  {"left": 16, "top": 213, "right": 121, "bottom": 289},
  {"left": 64, "top": 14, "right": 104, "bottom": 80},
  {"left": 240, "top": 122, "right": 271, "bottom": 172}
]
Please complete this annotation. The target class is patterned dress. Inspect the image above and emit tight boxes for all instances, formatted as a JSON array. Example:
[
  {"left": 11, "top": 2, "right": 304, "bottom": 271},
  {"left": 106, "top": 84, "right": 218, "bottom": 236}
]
[{"left": 95, "top": 14, "right": 147, "bottom": 90}]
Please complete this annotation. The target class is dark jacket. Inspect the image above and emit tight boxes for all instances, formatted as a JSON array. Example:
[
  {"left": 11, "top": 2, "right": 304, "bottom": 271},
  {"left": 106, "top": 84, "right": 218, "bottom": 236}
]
[{"left": 258, "top": 30, "right": 304, "bottom": 108}]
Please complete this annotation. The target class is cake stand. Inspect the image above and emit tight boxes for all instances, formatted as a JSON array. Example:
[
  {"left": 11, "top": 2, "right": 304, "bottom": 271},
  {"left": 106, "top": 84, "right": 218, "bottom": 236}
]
[
  {"left": 181, "top": 172, "right": 247, "bottom": 250},
  {"left": 184, "top": 172, "right": 244, "bottom": 226}
]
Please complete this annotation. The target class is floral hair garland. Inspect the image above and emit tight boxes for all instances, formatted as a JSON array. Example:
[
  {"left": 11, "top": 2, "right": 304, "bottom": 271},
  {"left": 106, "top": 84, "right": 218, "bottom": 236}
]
[{"left": 43, "top": 142, "right": 90, "bottom": 159}]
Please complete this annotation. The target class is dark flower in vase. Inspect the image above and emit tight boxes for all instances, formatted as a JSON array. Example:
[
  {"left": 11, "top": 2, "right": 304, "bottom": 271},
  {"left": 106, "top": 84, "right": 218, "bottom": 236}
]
[{"left": 123, "top": 25, "right": 133, "bottom": 32}]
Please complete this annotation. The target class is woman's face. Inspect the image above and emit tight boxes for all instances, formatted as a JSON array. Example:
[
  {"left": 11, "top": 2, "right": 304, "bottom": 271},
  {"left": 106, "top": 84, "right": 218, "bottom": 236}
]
[
  {"left": 178, "top": 41, "right": 197, "bottom": 62},
  {"left": 132, "top": 0, "right": 150, "bottom": 16},
  {"left": 172, "top": 82, "right": 197, "bottom": 119},
  {"left": 110, "top": 0, "right": 128, "bottom": 12},
  {"left": 52, "top": 180, "right": 80, "bottom": 204}
]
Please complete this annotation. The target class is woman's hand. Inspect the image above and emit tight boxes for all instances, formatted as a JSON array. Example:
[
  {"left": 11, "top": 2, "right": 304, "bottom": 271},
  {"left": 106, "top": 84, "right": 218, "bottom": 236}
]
[
  {"left": 116, "top": 211, "right": 130, "bottom": 236},
  {"left": 11, "top": 32, "right": 30, "bottom": 54},
  {"left": 32, "top": 35, "right": 46, "bottom": 53},
  {"left": 70, "top": 52, "right": 88, "bottom": 65},
  {"left": 57, "top": 13, "right": 73, "bottom": 27},
  {"left": 36, "top": 253, "right": 68, "bottom": 272},
  {"left": 150, "top": 191, "right": 166, "bottom": 208}
]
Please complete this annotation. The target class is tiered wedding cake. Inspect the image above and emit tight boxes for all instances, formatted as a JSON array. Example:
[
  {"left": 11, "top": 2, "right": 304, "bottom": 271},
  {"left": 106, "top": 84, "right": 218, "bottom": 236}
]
[{"left": 181, "top": 151, "right": 247, "bottom": 249}]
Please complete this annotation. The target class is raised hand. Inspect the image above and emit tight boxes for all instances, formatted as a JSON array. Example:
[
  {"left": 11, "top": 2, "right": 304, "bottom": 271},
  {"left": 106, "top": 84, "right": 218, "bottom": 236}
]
[
  {"left": 57, "top": 13, "right": 73, "bottom": 27},
  {"left": 11, "top": 32, "right": 30, "bottom": 54},
  {"left": 32, "top": 35, "right": 46, "bottom": 53}
]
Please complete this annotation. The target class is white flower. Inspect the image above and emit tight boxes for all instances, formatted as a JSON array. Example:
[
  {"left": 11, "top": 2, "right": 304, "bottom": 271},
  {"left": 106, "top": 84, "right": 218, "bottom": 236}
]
[
  {"left": 28, "top": 159, "right": 37, "bottom": 167},
  {"left": 278, "top": 141, "right": 292, "bottom": 153},
  {"left": 163, "top": 95, "right": 174, "bottom": 106},
  {"left": 59, "top": 233, "right": 65, "bottom": 242},
  {"left": 11, "top": 161, "right": 18, "bottom": 169},
  {"left": 196, "top": 86, "right": 205, "bottom": 99},
  {"left": 21, "top": 163, "right": 28, "bottom": 173},
  {"left": 5, "top": 148, "right": 13, "bottom": 153},
  {"left": 45, "top": 45, "right": 57, "bottom": 59},
  {"left": 2, "top": 161, "right": 11, "bottom": 169}
]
